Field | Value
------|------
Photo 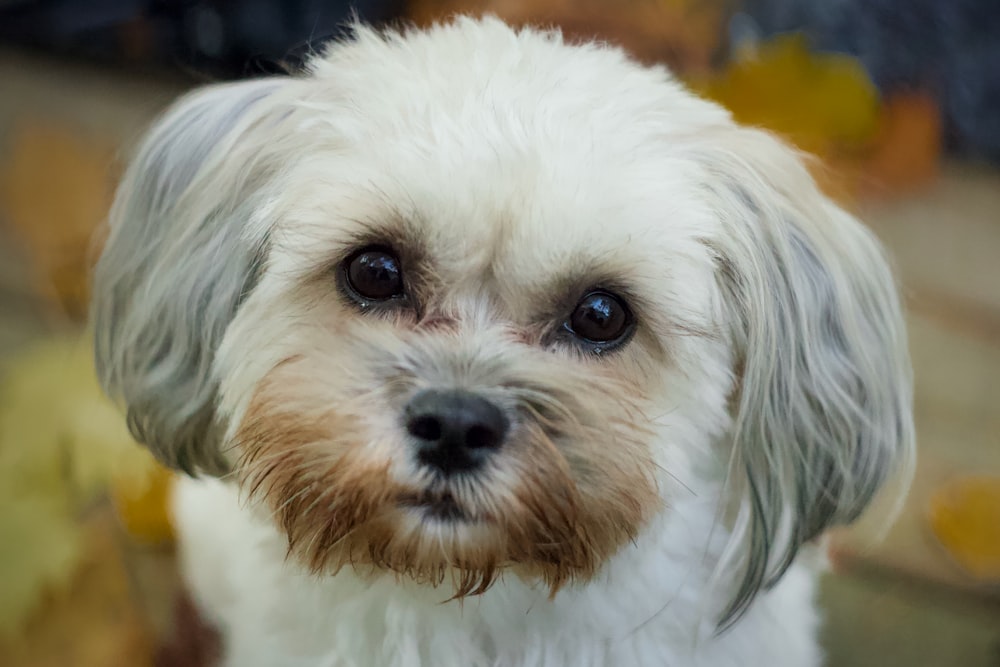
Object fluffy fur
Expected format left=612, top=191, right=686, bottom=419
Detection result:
left=92, top=16, right=913, bottom=667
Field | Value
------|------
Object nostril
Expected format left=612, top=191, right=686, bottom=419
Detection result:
left=464, top=423, right=500, bottom=450
left=408, top=415, right=442, bottom=441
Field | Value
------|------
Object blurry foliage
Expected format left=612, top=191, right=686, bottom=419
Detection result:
left=696, top=33, right=880, bottom=160
left=693, top=33, right=942, bottom=201
left=740, top=0, right=1000, bottom=161
left=0, top=512, right=156, bottom=667
left=0, top=122, right=116, bottom=320
left=928, top=476, right=1000, bottom=584
left=0, top=337, right=170, bottom=638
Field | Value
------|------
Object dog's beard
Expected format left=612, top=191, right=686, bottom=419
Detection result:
left=235, top=353, right=659, bottom=597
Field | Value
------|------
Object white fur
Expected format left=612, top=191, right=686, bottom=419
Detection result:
left=173, top=476, right=821, bottom=667
left=93, top=16, right=913, bottom=667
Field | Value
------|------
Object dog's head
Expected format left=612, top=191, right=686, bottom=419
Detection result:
left=93, top=18, right=913, bottom=622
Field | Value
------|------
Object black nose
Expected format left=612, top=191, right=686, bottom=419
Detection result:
left=404, top=389, right=508, bottom=475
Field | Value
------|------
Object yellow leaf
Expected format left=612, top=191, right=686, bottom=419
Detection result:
left=0, top=498, right=81, bottom=638
left=111, top=465, right=176, bottom=546
left=0, top=335, right=170, bottom=635
left=694, top=33, right=880, bottom=160
left=927, top=476, right=1000, bottom=582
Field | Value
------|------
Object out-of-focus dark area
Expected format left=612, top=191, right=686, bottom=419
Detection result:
left=0, top=0, right=402, bottom=75
left=0, top=2, right=998, bottom=666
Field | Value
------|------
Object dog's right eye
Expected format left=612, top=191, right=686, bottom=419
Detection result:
left=342, top=246, right=405, bottom=303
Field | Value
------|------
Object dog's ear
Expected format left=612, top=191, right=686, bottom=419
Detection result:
left=693, top=128, right=914, bottom=625
left=92, top=78, right=288, bottom=475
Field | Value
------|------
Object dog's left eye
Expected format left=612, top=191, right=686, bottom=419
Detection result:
left=564, top=291, right=633, bottom=348
left=343, top=246, right=405, bottom=302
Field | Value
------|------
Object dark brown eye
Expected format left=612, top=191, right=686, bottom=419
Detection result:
left=344, top=247, right=404, bottom=301
left=566, top=291, right=632, bottom=345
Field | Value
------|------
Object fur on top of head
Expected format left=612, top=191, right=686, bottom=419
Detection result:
left=92, top=16, right=913, bottom=625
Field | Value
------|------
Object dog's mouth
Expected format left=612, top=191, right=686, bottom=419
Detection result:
left=398, top=490, right=475, bottom=522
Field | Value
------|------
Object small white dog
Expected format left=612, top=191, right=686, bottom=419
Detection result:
left=92, top=16, right=913, bottom=667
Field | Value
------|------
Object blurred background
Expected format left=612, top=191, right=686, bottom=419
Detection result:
left=0, top=1, right=997, bottom=665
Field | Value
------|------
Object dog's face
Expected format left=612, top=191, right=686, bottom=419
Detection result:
left=93, top=18, right=913, bottom=621
left=214, top=118, right=721, bottom=596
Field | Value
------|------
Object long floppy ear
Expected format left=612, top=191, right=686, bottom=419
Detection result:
left=693, top=128, right=915, bottom=626
left=92, top=77, right=289, bottom=475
